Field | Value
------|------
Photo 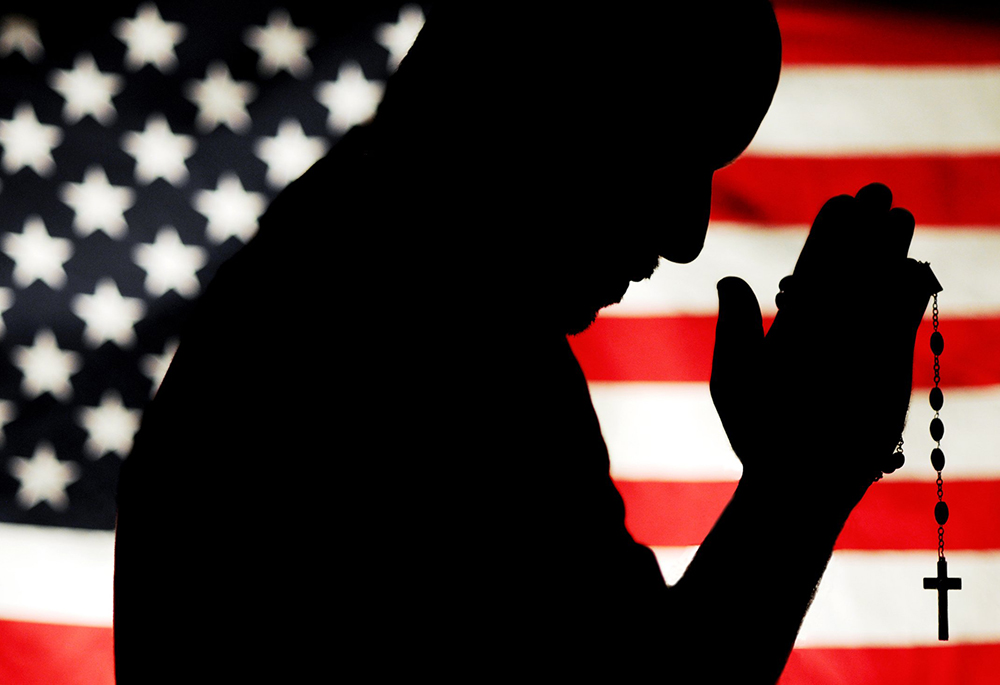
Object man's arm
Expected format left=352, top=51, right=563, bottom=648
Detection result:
left=666, top=184, right=938, bottom=683
left=669, top=472, right=850, bottom=682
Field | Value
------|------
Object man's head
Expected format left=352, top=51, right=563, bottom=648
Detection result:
left=373, top=2, right=782, bottom=333
left=519, top=2, right=782, bottom=332
left=653, top=2, right=782, bottom=263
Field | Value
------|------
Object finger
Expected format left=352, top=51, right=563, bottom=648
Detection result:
left=711, top=277, right=765, bottom=459
left=900, top=259, right=937, bottom=331
left=870, top=260, right=934, bottom=368
left=887, top=207, right=916, bottom=259
left=855, top=182, right=892, bottom=214
left=793, top=194, right=857, bottom=279
left=855, top=183, right=896, bottom=264
left=713, top=277, right=763, bottom=381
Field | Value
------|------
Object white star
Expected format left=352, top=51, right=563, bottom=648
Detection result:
left=77, top=390, right=142, bottom=459
left=113, top=3, right=186, bottom=73
left=0, top=103, right=62, bottom=176
left=1, top=215, right=73, bottom=289
left=71, top=279, right=146, bottom=349
left=48, top=53, right=124, bottom=126
left=132, top=227, right=207, bottom=298
left=184, top=62, right=257, bottom=134
left=8, top=443, right=80, bottom=511
left=243, top=9, right=314, bottom=79
left=140, top=338, right=177, bottom=397
left=12, top=329, right=81, bottom=401
left=193, top=173, right=267, bottom=244
left=315, top=62, right=385, bottom=134
left=254, top=119, right=328, bottom=189
left=0, top=15, right=43, bottom=62
left=375, top=5, right=425, bottom=72
left=59, top=165, right=135, bottom=239
left=121, top=114, right=196, bottom=186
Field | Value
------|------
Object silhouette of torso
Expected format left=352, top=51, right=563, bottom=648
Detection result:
left=114, top=124, right=670, bottom=680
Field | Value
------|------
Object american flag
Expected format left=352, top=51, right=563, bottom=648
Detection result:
left=0, top=1, right=997, bottom=683
left=0, top=2, right=425, bottom=682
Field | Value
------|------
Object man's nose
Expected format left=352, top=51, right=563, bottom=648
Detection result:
left=660, top=169, right=713, bottom=264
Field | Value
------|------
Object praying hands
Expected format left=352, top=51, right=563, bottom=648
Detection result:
left=669, top=183, right=940, bottom=683
left=712, top=182, right=940, bottom=509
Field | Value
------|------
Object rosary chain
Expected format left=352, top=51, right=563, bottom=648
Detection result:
left=933, top=295, right=941, bottom=387
left=932, top=293, right=946, bottom=559
left=937, top=473, right=945, bottom=558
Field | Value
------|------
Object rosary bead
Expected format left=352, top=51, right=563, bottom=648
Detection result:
left=935, top=501, right=950, bottom=526
left=779, top=275, right=795, bottom=291
left=930, top=418, right=945, bottom=442
left=930, top=331, right=945, bottom=356
left=930, top=387, right=944, bottom=411
left=931, top=448, right=946, bottom=471
left=775, top=292, right=787, bottom=310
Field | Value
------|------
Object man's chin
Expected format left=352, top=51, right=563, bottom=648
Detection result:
left=562, top=307, right=600, bottom=336
left=562, top=283, right=629, bottom=335
left=553, top=257, right=657, bottom=335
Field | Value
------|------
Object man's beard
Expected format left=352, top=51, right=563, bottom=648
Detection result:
left=557, top=251, right=660, bottom=335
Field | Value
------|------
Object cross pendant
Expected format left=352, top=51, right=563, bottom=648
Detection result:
left=923, top=557, right=962, bottom=640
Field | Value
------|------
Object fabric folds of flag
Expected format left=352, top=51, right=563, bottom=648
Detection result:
left=0, top=1, right=998, bottom=683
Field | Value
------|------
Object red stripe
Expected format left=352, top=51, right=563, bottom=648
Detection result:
left=0, top=613, right=992, bottom=684
left=571, top=316, right=716, bottom=384
left=0, top=620, right=114, bottom=685
left=616, top=479, right=1000, bottom=551
left=713, top=156, right=1000, bottom=226
left=571, top=317, right=999, bottom=388
left=774, top=4, right=1000, bottom=65
left=616, top=480, right=736, bottom=548
left=781, top=643, right=1000, bottom=685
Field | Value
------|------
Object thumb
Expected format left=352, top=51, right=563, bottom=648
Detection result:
left=711, top=277, right=765, bottom=458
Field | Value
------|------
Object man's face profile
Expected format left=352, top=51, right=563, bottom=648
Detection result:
left=371, top=2, right=781, bottom=335
left=551, top=1, right=782, bottom=333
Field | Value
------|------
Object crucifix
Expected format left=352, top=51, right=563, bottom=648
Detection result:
left=923, top=557, right=961, bottom=641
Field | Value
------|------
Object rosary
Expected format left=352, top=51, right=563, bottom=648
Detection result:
left=775, top=264, right=962, bottom=640
left=871, top=274, right=958, bottom=639
left=783, top=266, right=958, bottom=640
left=921, top=292, right=961, bottom=640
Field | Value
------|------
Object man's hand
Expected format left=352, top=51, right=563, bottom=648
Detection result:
left=710, top=183, right=940, bottom=510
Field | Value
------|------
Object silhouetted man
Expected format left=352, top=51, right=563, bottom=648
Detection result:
left=114, top=3, right=935, bottom=682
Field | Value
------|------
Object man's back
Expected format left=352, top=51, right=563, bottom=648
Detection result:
left=112, top=120, right=671, bottom=679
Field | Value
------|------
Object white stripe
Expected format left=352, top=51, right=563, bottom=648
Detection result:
left=592, top=382, right=743, bottom=481
left=591, top=382, right=1000, bottom=482
left=606, top=224, right=1000, bottom=317
left=746, top=66, right=1000, bottom=155
left=653, top=547, right=1000, bottom=647
left=0, top=522, right=113, bottom=626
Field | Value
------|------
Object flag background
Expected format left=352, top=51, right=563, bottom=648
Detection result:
left=0, top=1, right=997, bottom=682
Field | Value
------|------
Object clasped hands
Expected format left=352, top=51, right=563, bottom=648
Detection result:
left=711, top=183, right=941, bottom=510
